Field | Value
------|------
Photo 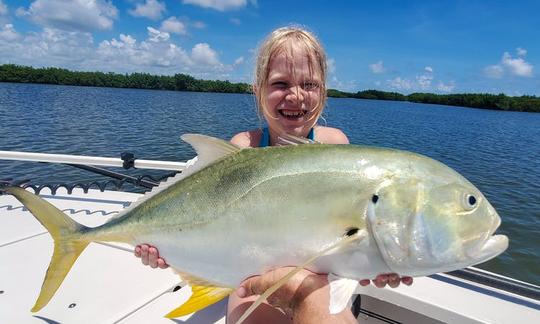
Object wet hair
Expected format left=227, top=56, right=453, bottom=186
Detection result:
left=254, top=26, right=328, bottom=130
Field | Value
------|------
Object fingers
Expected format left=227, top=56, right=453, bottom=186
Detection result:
left=401, top=276, right=413, bottom=286
left=141, top=244, right=149, bottom=265
left=135, top=244, right=169, bottom=269
left=373, top=274, right=387, bottom=288
left=367, top=274, right=413, bottom=288
left=359, top=279, right=371, bottom=286
left=148, top=247, right=159, bottom=268
left=238, top=274, right=265, bottom=298
left=387, top=273, right=400, bottom=288
left=157, top=258, right=169, bottom=269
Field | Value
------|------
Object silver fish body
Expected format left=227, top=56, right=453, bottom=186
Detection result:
left=3, top=135, right=508, bottom=314
left=82, top=141, right=507, bottom=286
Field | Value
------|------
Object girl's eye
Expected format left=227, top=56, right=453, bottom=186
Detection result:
left=272, top=81, right=288, bottom=89
left=303, top=82, right=320, bottom=91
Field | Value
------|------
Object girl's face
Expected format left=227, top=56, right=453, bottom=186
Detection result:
left=262, top=46, right=323, bottom=137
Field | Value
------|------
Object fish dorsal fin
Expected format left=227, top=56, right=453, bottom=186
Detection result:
left=276, top=133, right=320, bottom=146
left=165, top=270, right=233, bottom=318
left=327, top=273, right=359, bottom=314
left=109, top=134, right=241, bottom=220
left=235, top=230, right=366, bottom=324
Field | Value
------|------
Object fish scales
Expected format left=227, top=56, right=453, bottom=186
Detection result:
left=2, top=134, right=508, bottom=316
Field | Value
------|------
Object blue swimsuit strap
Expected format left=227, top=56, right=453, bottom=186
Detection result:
left=259, top=127, right=314, bottom=147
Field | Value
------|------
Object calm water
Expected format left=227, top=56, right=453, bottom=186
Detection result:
left=1, top=83, right=539, bottom=285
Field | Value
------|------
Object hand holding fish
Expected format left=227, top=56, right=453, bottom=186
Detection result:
left=135, top=244, right=413, bottom=290
left=134, top=244, right=168, bottom=269
left=361, top=274, right=413, bottom=288
left=229, top=267, right=358, bottom=324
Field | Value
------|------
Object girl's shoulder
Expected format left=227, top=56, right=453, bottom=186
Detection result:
left=230, top=129, right=263, bottom=148
left=314, top=126, right=349, bottom=144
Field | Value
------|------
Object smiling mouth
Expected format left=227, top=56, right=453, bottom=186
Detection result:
left=278, top=109, right=308, bottom=120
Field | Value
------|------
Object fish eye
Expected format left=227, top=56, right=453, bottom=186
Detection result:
left=464, top=194, right=477, bottom=210
left=372, top=194, right=379, bottom=204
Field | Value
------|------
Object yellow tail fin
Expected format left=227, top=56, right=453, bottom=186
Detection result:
left=3, top=187, right=89, bottom=312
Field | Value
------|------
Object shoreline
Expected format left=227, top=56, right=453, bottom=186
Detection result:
left=1, top=64, right=539, bottom=113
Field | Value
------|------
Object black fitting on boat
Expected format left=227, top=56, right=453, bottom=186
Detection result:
left=0, top=179, right=30, bottom=194
left=121, top=152, right=136, bottom=169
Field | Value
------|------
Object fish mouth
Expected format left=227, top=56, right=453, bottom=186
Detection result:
left=470, top=234, right=508, bottom=263
left=467, top=212, right=508, bottom=262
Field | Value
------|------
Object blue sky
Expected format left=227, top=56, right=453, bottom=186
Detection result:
left=0, top=0, right=538, bottom=95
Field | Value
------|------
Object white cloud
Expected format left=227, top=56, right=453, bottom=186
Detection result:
left=0, top=24, right=18, bottom=41
left=183, top=0, right=247, bottom=11
left=369, top=60, right=385, bottom=74
left=501, top=52, right=533, bottom=77
left=328, top=76, right=357, bottom=92
left=129, top=0, right=166, bottom=20
left=160, top=17, right=187, bottom=35
left=192, top=21, right=206, bottom=29
left=0, top=27, right=94, bottom=68
left=327, top=58, right=336, bottom=74
left=388, top=77, right=412, bottom=90
left=484, top=49, right=534, bottom=78
left=0, top=25, right=234, bottom=77
left=0, top=1, right=7, bottom=15
left=416, top=73, right=433, bottom=90
left=484, top=65, right=504, bottom=79
left=18, top=0, right=118, bottom=32
left=386, top=66, right=454, bottom=93
left=516, top=47, right=527, bottom=57
left=437, top=81, right=456, bottom=93
left=230, top=18, right=241, bottom=25
left=147, top=26, right=169, bottom=42
left=234, top=56, right=244, bottom=66
left=191, top=43, right=220, bottom=66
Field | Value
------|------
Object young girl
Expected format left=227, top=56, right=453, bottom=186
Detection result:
left=135, top=26, right=412, bottom=323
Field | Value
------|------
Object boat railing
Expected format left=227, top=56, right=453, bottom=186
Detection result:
left=1, top=149, right=539, bottom=303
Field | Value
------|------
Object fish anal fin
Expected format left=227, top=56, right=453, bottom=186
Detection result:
left=164, top=285, right=233, bottom=318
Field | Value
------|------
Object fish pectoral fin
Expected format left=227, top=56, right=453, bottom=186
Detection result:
left=164, top=285, right=233, bottom=318
left=328, top=273, right=359, bottom=314
left=235, top=231, right=366, bottom=324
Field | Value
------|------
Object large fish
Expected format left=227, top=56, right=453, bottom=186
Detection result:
left=2, top=134, right=508, bottom=321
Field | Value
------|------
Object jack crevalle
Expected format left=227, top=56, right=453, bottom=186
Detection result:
left=2, top=134, right=508, bottom=320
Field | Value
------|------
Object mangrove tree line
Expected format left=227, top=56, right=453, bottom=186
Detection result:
left=1, top=64, right=538, bottom=112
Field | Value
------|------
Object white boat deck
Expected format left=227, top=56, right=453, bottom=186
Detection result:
left=1, top=188, right=539, bottom=323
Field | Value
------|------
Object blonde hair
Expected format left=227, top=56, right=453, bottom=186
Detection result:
left=254, top=26, right=328, bottom=129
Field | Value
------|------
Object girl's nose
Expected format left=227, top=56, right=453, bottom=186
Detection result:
left=286, top=85, right=305, bottom=103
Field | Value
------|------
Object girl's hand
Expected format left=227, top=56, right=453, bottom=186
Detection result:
left=359, top=273, right=413, bottom=288
left=236, top=267, right=321, bottom=315
left=134, top=244, right=169, bottom=269
left=233, top=267, right=357, bottom=323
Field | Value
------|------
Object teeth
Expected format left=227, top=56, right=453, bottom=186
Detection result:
left=281, top=110, right=305, bottom=117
